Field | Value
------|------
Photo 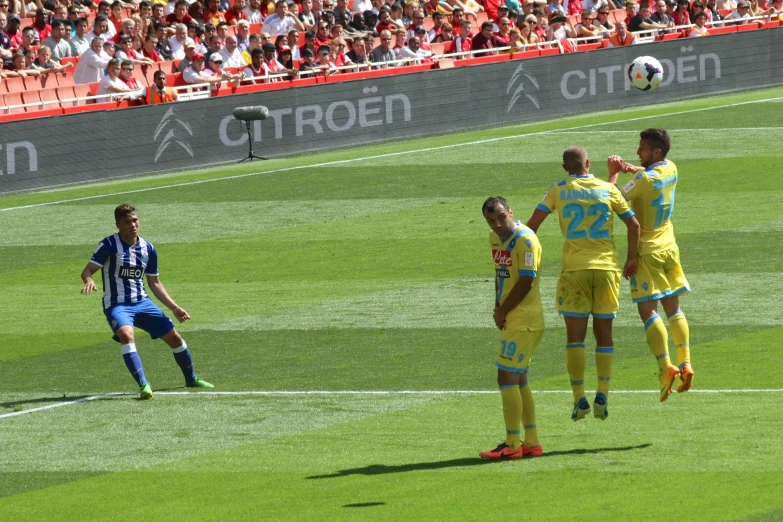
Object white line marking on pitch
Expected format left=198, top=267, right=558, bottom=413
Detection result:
left=2, top=389, right=781, bottom=420
left=1, top=95, right=782, bottom=213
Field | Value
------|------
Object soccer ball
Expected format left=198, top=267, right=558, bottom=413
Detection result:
left=628, top=56, right=664, bottom=91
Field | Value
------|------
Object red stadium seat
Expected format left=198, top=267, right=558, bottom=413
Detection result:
left=509, top=49, right=539, bottom=59
left=430, top=42, right=446, bottom=55
left=73, top=84, right=92, bottom=104
left=3, top=76, right=26, bottom=94
left=660, top=31, right=681, bottom=40
left=249, top=23, right=262, bottom=33
left=2, top=92, right=26, bottom=114
left=54, top=71, right=75, bottom=88
left=435, top=58, right=454, bottom=68
left=610, top=8, right=626, bottom=24
left=539, top=46, right=560, bottom=56
left=736, top=22, right=761, bottom=31
left=56, top=86, right=79, bottom=106
left=22, top=90, right=43, bottom=110
left=708, top=24, right=736, bottom=34
left=39, top=87, right=62, bottom=109
left=61, top=56, right=79, bottom=68
left=577, top=42, right=601, bottom=51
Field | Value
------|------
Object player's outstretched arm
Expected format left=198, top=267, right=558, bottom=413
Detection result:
left=525, top=208, right=549, bottom=233
left=80, top=263, right=100, bottom=294
left=146, top=275, right=191, bottom=323
left=621, top=215, right=640, bottom=280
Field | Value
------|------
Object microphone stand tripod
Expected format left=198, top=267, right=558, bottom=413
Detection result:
left=238, top=119, right=266, bottom=162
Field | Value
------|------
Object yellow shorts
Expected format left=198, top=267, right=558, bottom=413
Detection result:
left=556, top=269, right=620, bottom=319
left=630, top=247, right=690, bottom=303
left=496, top=328, right=544, bottom=373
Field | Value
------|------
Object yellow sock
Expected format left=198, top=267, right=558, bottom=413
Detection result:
left=500, top=385, right=522, bottom=449
left=644, top=314, right=671, bottom=372
left=566, top=343, right=586, bottom=403
left=519, top=381, right=539, bottom=447
left=595, top=347, right=614, bottom=396
left=667, top=310, right=690, bottom=368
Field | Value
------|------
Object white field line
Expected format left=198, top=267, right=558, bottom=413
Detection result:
left=2, top=389, right=782, bottom=420
left=548, top=127, right=782, bottom=133
left=1, top=95, right=782, bottom=213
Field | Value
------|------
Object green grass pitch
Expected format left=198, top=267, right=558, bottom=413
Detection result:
left=1, top=87, right=783, bottom=521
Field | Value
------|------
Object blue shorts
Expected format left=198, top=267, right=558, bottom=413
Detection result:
left=104, top=298, right=175, bottom=342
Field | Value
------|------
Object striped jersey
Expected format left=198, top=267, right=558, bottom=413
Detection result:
left=89, top=234, right=159, bottom=309
left=618, top=160, right=678, bottom=255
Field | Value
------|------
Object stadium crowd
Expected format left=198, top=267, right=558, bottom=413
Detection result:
left=0, top=0, right=781, bottom=104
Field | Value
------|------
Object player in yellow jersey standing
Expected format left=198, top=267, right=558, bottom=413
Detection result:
left=608, top=128, right=695, bottom=402
left=527, top=146, right=640, bottom=421
left=479, top=196, right=545, bottom=460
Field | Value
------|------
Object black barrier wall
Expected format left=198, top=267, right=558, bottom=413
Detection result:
left=1, top=28, right=781, bottom=193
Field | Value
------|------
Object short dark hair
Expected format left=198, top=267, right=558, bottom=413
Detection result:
left=51, top=19, right=65, bottom=29
left=153, top=70, right=167, bottom=80
left=115, top=204, right=136, bottom=222
left=481, top=20, right=493, bottom=30
left=482, top=196, right=509, bottom=215
left=640, top=128, right=671, bottom=157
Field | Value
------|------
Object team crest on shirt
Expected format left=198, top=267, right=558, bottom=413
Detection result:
left=525, top=239, right=532, bottom=248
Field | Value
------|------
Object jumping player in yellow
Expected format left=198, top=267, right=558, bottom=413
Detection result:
left=527, top=146, right=640, bottom=421
left=608, top=128, right=694, bottom=402
left=479, top=196, right=545, bottom=460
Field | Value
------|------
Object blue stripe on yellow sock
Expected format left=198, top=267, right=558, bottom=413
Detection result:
left=679, top=362, right=691, bottom=369
left=644, top=314, right=661, bottom=330
left=499, top=384, right=517, bottom=389
left=595, top=347, right=614, bottom=353
left=506, top=430, right=521, bottom=435
left=598, top=376, right=611, bottom=381
left=656, top=352, right=670, bottom=360
left=667, top=309, right=683, bottom=319
left=566, top=343, right=585, bottom=348
left=523, top=425, right=536, bottom=430
left=570, top=380, right=584, bottom=385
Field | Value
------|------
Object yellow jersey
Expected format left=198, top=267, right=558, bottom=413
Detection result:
left=490, top=222, right=545, bottom=331
left=538, top=174, right=634, bottom=272
left=618, top=160, right=678, bottom=255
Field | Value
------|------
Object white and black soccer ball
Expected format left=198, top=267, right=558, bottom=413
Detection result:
left=628, top=56, right=664, bottom=91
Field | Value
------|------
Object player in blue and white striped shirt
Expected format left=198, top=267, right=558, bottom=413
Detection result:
left=80, top=204, right=213, bottom=399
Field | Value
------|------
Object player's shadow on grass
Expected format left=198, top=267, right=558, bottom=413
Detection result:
left=306, top=443, right=652, bottom=479
left=0, top=395, right=91, bottom=410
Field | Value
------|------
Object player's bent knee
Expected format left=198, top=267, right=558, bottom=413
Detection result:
left=115, top=325, right=135, bottom=344
left=161, top=328, right=183, bottom=347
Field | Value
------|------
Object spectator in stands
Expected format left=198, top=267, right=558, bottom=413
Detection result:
left=242, top=46, right=265, bottom=80
left=347, top=12, right=369, bottom=34
left=298, top=0, right=316, bottom=29
left=1, top=14, right=16, bottom=60
left=299, top=29, right=316, bottom=56
left=142, top=32, right=161, bottom=61
left=369, top=28, right=395, bottom=65
left=498, top=26, right=523, bottom=51
left=287, top=28, right=300, bottom=58
left=216, top=22, right=230, bottom=40
left=706, top=0, right=725, bottom=20
left=32, top=8, right=52, bottom=42
left=297, top=47, right=320, bottom=74
left=532, top=9, right=548, bottom=39
left=274, top=33, right=289, bottom=50
left=278, top=44, right=295, bottom=69
left=262, top=0, right=305, bottom=35
left=205, top=52, right=241, bottom=82
left=375, top=6, right=395, bottom=32
left=650, top=0, right=674, bottom=25
left=104, top=40, right=117, bottom=58
left=188, top=23, right=206, bottom=52
left=235, top=20, right=250, bottom=50
left=41, top=19, right=72, bottom=62
left=203, top=0, right=225, bottom=26
left=205, top=34, right=222, bottom=61
left=388, top=3, right=405, bottom=29
left=243, top=0, right=262, bottom=23
left=406, top=9, right=426, bottom=41
left=449, top=18, right=472, bottom=55
left=449, top=7, right=465, bottom=30
left=183, top=51, right=239, bottom=84
left=86, top=15, right=110, bottom=45
left=574, top=10, right=602, bottom=36
left=330, top=23, right=346, bottom=40
left=628, top=3, right=670, bottom=31
left=332, top=0, right=348, bottom=21
left=352, top=0, right=373, bottom=15
left=582, top=0, right=609, bottom=13
left=546, top=14, right=576, bottom=39
left=459, top=0, right=486, bottom=14
left=70, top=17, right=90, bottom=56
left=606, top=19, right=638, bottom=44
left=151, top=4, right=166, bottom=26
left=591, top=6, right=614, bottom=35
left=687, top=10, right=710, bottom=34
left=688, top=1, right=707, bottom=20
left=224, top=0, right=247, bottom=25
left=219, top=34, right=244, bottom=66
left=152, top=21, right=173, bottom=59
left=363, top=10, right=379, bottom=35
left=472, top=20, right=504, bottom=54
left=485, top=0, right=504, bottom=19
left=0, top=52, right=28, bottom=77
left=18, top=26, right=37, bottom=56
left=762, top=0, right=783, bottom=19
left=729, top=0, right=765, bottom=22
left=315, top=19, right=331, bottom=44
left=671, top=0, right=691, bottom=25
left=30, top=44, right=73, bottom=73
left=425, top=0, right=452, bottom=15
left=176, top=40, right=196, bottom=69
left=435, top=21, right=454, bottom=42
left=168, top=23, right=192, bottom=59
left=623, top=0, right=639, bottom=24
left=52, top=5, right=73, bottom=34
left=345, top=34, right=368, bottom=65
left=117, top=33, right=155, bottom=63
left=109, top=18, right=137, bottom=45
left=508, top=9, right=521, bottom=28
left=397, top=33, right=432, bottom=63
left=165, top=0, right=193, bottom=26
left=545, top=0, right=567, bottom=17
left=118, top=59, right=146, bottom=100
left=259, top=41, right=286, bottom=80
left=96, top=57, right=138, bottom=100
left=519, top=19, right=538, bottom=43
left=568, top=0, right=585, bottom=14
left=109, top=2, right=124, bottom=34
left=494, top=15, right=513, bottom=42
left=330, top=37, right=353, bottom=67
left=141, top=70, right=178, bottom=103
